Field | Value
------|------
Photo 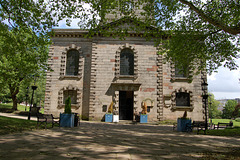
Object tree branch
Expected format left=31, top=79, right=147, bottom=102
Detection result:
left=179, top=0, right=240, bottom=35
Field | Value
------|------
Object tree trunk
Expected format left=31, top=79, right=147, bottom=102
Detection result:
left=12, top=94, right=18, bottom=110
left=9, top=84, right=19, bottom=111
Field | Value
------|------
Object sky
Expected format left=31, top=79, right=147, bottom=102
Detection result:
left=208, top=59, right=240, bottom=100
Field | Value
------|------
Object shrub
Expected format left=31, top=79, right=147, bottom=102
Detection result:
left=64, top=97, right=71, bottom=114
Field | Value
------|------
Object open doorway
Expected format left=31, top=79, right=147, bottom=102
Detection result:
left=119, top=91, right=134, bottom=120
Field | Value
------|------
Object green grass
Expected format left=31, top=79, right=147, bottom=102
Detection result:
left=0, top=116, right=52, bottom=135
left=205, top=127, right=240, bottom=137
left=210, top=119, right=240, bottom=127
left=0, top=103, right=44, bottom=114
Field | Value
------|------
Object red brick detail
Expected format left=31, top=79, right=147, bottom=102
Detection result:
left=110, top=59, right=116, bottom=62
left=53, top=57, right=58, bottom=59
left=163, top=83, right=169, bottom=86
left=112, top=67, right=115, bottom=71
left=147, top=68, right=155, bottom=71
left=147, top=66, right=158, bottom=72
left=163, top=72, right=167, bottom=75
left=152, top=65, right=158, bottom=70
left=168, top=86, right=173, bottom=89
left=143, top=88, right=155, bottom=92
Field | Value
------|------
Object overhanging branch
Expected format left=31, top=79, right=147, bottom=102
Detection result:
left=179, top=0, right=240, bottom=35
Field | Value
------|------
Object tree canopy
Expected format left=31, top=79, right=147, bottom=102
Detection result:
left=84, top=0, right=240, bottom=74
left=1, top=0, right=239, bottom=74
left=222, top=100, right=238, bottom=119
left=0, top=26, right=48, bottom=110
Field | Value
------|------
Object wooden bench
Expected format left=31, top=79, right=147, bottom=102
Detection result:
left=214, top=122, right=233, bottom=129
left=36, top=114, right=59, bottom=129
left=186, top=121, right=206, bottom=133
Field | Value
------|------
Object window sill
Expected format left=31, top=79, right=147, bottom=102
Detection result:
left=59, top=75, right=82, bottom=80
left=116, top=75, right=138, bottom=80
left=171, top=106, right=194, bottom=112
left=171, top=78, right=192, bottom=83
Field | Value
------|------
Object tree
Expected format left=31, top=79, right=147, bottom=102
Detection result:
left=16, top=74, right=46, bottom=108
left=0, top=0, right=83, bottom=110
left=222, top=100, right=238, bottom=119
left=0, top=27, right=48, bottom=110
left=208, top=93, right=221, bottom=119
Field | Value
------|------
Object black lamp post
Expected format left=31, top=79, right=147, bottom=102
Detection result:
left=202, top=80, right=208, bottom=134
left=25, top=87, right=29, bottom=111
left=28, top=76, right=38, bottom=120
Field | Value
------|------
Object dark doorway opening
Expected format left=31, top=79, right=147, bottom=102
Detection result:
left=119, top=91, right=134, bottom=120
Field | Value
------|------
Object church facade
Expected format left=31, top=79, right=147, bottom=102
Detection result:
left=44, top=2, right=207, bottom=122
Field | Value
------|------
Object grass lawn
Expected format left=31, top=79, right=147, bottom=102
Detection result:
left=205, top=127, right=240, bottom=137
left=0, top=103, right=44, bottom=114
left=193, top=119, right=240, bottom=137
left=211, top=119, right=240, bottom=127
left=0, top=116, right=52, bottom=135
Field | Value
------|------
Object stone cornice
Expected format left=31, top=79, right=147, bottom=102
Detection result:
left=52, top=29, right=89, bottom=38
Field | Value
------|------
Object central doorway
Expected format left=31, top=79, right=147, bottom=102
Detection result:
left=119, top=91, right=134, bottom=120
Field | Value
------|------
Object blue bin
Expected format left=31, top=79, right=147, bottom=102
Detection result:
left=177, top=118, right=191, bottom=132
left=140, top=114, right=148, bottom=123
left=60, top=113, right=75, bottom=127
left=105, top=114, right=113, bottom=122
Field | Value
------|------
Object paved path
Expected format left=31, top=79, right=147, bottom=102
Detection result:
left=0, top=112, right=37, bottom=121
left=0, top=113, right=240, bottom=159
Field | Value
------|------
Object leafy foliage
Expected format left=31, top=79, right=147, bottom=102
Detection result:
left=64, top=97, right=72, bottom=114
left=0, top=27, right=49, bottom=110
left=222, top=100, right=238, bottom=119
left=208, top=93, right=222, bottom=119
left=82, top=0, right=240, bottom=74
left=0, top=0, right=239, bottom=75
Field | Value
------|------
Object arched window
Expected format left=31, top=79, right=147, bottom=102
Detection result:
left=120, top=48, right=134, bottom=75
left=66, top=49, right=79, bottom=76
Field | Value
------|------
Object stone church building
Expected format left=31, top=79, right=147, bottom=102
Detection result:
left=44, top=1, right=207, bottom=122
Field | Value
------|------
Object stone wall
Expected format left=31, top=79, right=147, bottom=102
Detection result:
left=45, top=30, right=205, bottom=122
left=88, top=37, right=160, bottom=121
left=44, top=36, right=92, bottom=118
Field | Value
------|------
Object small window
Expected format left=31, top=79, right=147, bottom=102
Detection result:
left=176, top=92, right=190, bottom=106
left=120, top=48, right=134, bottom=75
left=175, top=66, right=188, bottom=78
left=63, top=90, right=77, bottom=104
left=66, top=50, right=79, bottom=76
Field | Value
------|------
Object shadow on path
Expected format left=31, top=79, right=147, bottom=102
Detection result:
left=0, top=122, right=239, bottom=160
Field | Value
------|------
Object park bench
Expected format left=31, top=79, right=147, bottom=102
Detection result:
left=214, top=122, right=233, bottom=129
left=185, top=121, right=206, bottom=133
left=36, top=113, right=59, bottom=129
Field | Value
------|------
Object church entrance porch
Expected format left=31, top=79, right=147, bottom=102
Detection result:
left=119, top=91, right=134, bottom=120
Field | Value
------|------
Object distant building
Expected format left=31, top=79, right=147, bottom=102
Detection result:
left=217, top=98, right=240, bottom=111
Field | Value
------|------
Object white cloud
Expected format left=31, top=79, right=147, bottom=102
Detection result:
left=208, top=59, right=240, bottom=99
left=55, top=18, right=80, bottom=29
